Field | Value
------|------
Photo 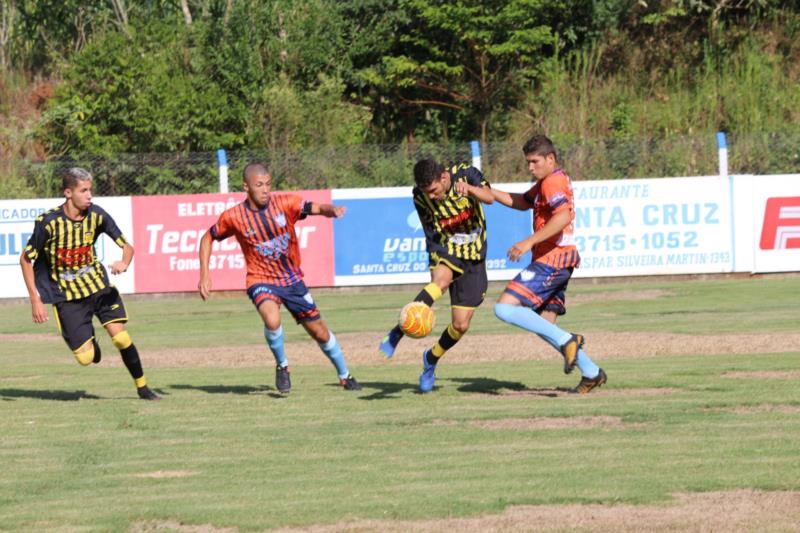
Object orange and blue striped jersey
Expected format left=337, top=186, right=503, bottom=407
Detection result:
left=24, top=204, right=127, bottom=303
left=413, top=163, right=490, bottom=262
left=523, top=168, right=580, bottom=268
left=209, top=194, right=311, bottom=288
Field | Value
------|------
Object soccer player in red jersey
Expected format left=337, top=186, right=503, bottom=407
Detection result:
left=492, top=135, right=607, bottom=393
left=198, top=163, right=361, bottom=393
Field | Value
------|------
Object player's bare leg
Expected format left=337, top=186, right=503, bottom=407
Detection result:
left=257, top=299, right=291, bottom=393
left=420, top=306, right=473, bottom=393
left=380, top=264, right=452, bottom=358
left=104, top=322, right=160, bottom=400
left=302, top=318, right=362, bottom=391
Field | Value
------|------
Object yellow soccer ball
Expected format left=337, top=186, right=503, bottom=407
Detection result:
left=399, top=302, right=435, bottom=339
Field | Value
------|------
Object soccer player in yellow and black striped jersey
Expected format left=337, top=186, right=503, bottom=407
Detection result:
left=379, top=158, right=494, bottom=393
left=19, top=167, right=160, bottom=400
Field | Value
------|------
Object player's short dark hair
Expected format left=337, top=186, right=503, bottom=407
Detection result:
left=62, top=167, right=93, bottom=191
left=413, top=158, right=445, bottom=188
left=243, top=162, right=270, bottom=182
left=522, top=135, right=558, bottom=161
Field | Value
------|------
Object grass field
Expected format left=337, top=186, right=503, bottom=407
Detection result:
left=1, top=276, right=800, bottom=532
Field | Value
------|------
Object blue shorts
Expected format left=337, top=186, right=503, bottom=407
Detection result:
left=503, top=261, right=574, bottom=315
left=247, top=281, right=321, bottom=323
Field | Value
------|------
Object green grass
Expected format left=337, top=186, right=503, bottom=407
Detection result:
left=1, top=276, right=799, bottom=531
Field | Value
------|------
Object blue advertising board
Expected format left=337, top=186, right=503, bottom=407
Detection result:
left=332, top=187, right=531, bottom=285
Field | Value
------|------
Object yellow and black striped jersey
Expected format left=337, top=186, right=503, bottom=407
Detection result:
left=24, top=204, right=127, bottom=303
left=413, top=163, right=490, bottom=262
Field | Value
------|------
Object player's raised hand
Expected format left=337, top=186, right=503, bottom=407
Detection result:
left=331, top=205, right=347, bottom=218
left=30, top=298, right=48, bottom=323
left=198, top=276, right=212, bottom=301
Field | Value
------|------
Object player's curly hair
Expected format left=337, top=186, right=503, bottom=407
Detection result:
left=523, top=135, right=558, bottom=161
left=62, top=167, right=93, bottom=191
left=413, top=158, right=445, bottom=188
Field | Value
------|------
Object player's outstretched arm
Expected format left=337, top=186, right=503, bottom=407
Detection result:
left=197, top=231, right=214, bottom=300
left=507, top=210, right=571, bottom=261
left=454, top=181, right=494, bottom=204
left=109, top=242, right=134, bottom=275
left=19, top=253, right=48, bottom=323
left=311, top=203, right=347, bottom=218
left=492, top=188, right=532, bottom=210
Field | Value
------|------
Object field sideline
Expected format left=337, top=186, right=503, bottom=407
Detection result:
left=1, top=276, right=799, bottom=531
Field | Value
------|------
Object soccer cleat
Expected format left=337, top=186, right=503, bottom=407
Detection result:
left=275, top=365, right=291, bottom=393
left=572, top=368, right=607, bottom=394
left=418, top=349, right=437, bottom=393
left=137, top=386, right=161, bottom=401
left=559, top=333, right=584, bottom=375
left=339, top=375, right=362, bottom=391
left=379, top=326, right=404, bottom=358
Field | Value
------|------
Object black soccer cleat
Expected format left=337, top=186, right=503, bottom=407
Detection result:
left=275, top=365, right=291, bottom=393
left=572, top=368, right=607, bottom=394
left=559, top=333, right=584, bottom=374
left=339, top=375, right=362, bottom=391
left=137, top=386, right=162, bottom=401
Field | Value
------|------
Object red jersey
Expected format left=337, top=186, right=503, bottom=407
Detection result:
left=523, top=168, right=580, bottom=268
left=209, top=194, right=310, bottom=287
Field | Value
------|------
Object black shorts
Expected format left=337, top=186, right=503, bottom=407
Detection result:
left=53, top=286, right=128, bottom=351
left=430, top=252, right=487, bottom=308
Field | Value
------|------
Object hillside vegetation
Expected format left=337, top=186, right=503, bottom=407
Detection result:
left=1, top=1, right=798, bottom=196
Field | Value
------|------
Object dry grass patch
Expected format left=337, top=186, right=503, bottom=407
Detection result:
left=472, top=415, right=626, bottom=430
left=272, top=490, right=800, bottom=532
left=723, top=370, right=800, bottom=380
left=121, top=331, right=800, bottom=370
left=133, top=471, right=198, bottom=479
left=132, top=520, right=236, bottom=532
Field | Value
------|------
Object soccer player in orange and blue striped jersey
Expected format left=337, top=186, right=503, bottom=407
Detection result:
left=492, top=135, right=606, bottom=394
left=198, top=163, right=361, bottom=393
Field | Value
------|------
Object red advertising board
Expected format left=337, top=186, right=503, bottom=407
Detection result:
left=131, top=191, right=334, bottom=293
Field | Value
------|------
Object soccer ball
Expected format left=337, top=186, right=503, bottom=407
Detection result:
left=399, top=302, right=435, bottom=339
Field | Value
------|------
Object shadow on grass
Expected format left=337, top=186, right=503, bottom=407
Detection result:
left=0, top=388, right=102, bottom=401
left=170, top=383, right=283, bottom=398
left=448, top=377, right=561, bottom=396
left=324, top=381, right=420, bottom=400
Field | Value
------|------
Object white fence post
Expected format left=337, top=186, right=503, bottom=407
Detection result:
left=217, top=149, right=229, bottom=193
left=470, top=140, right=482, bottom=171
left=717, top=132, right=728, bottom=179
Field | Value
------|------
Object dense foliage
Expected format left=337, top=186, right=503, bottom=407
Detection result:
left=1, top=1, right=798, bottom=195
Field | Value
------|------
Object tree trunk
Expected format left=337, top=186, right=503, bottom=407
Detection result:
left=223, top=0, right=234, bottom=25
left=180, top=0, right=193, bottom=26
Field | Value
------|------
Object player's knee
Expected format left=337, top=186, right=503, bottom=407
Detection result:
left=73, top=346, right=94, bottom=366
left=111, top=330, right=132, bottom=350
left=451, top=320, right=470, bottom=335
left=494, top=302, right=513, bottom=321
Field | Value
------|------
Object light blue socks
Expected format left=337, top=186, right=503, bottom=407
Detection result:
left=264, top=326, right=288, bottom=368
left=494, top=303, right=600, bottom=378
left=319, top=330, right=349, bottom=379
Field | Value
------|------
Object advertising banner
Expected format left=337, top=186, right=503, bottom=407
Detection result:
left=331, top=186, right=532, bottom=286
left=131, top=191, right=334, bottom=293
left=0, top=197, right=134, bottom=298
left=570, top=177, right=735, bottom=277
left=749, top=174, right=800, bottom=273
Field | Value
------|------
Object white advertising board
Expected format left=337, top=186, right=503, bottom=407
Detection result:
left=570, top=176, right=735, bottom=277
left=0, top=197, right=134, bottom=299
